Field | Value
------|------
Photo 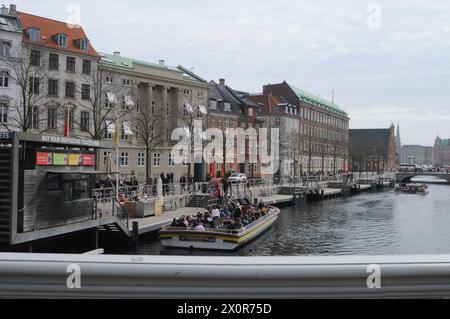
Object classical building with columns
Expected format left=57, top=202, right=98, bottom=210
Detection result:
left=98, top=52, right=209, bottom=183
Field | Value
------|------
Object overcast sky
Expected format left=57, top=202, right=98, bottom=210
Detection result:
left=12, top=0, right=450, bottom=146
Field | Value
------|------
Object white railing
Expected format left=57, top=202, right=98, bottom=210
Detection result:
left=1, top=253, right=450, bottom=298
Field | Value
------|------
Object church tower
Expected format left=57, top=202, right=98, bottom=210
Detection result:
left=395, top=122, right=405, bottom=162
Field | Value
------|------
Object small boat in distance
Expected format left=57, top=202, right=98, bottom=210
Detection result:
left=395, top=183, right=429, bottom=195
left=159, top=202, right=280, bottom=251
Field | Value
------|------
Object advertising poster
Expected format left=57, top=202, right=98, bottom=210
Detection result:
left=36, top=152, right=52, bottom=166
left=53, top=153, right=68, bottom=166
left=82, top=154, right=95, bottom=166
left=68, top=154, right=82, bottom=166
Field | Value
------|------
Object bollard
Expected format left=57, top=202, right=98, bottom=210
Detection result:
left=132, top=221, right=139, bottom=254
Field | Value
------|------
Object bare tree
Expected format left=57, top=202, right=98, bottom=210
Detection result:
left=2, top=47, right=54, bottom=132
left=177, top=98, right=207, bottom=178
left=133, top=94, right=165, bottom=182
left=74, top=67, right=131, bottom=140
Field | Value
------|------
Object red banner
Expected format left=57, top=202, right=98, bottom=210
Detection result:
left=36, top=152, right=52, bottom=166
left=82, top=154, right=95, bottom=166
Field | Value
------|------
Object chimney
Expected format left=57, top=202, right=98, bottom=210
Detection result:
left=159, top=59, right=165, bottom=66
left=113, top=51, right=120, bottom=56
left=9, top=4, right=17, bottom=17
left=219, top=78, right=225, bottom=86
left=1, top=5, right=8, bottom=15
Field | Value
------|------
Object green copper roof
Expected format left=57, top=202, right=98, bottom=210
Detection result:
left=0, top=14, right=22, bottom=34
left=100, top=52, right=180, bottom=72
left=289, top=84, right=348, bottom=117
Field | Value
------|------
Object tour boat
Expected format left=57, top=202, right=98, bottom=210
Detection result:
left=395, top=184, right=429, bottom=195
left=159, top=205, right=280, bottom=251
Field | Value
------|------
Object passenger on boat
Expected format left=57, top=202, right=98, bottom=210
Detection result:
left=193, top=221, right=206, bottom=231
left=175, top=217, right=188, bottom=228
left=233, top=204, right=243, bottom=220
left=211, top=206, right=221, bottom=218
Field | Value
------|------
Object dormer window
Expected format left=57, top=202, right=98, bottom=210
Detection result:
left=56, top=34, right=68, bottom=48
left=80, top=39, right=89, bottom=51
left=28, top=28, right=40, bottom=42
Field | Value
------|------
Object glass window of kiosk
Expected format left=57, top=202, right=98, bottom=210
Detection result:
left=61, top=174, right=90, bottom=201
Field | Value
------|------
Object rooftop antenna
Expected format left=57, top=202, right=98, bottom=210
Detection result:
left=331, top=89, right=335, bottom=104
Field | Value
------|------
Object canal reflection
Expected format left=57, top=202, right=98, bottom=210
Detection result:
left=116, top=177, right=450, bottom=256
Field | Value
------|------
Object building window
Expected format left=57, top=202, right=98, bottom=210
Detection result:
left=30, top=50, right=41, bottom=66
left=103, top=152, right=111, bottom=166
left=0, top=71, right=8, bottom=87
left=224, top=102, right=231, bottom=112
left=65, top=81, right=75, bottom=98
left=123, top=79, right=131, bottom=86
left=120, top=126, right=128, bottom=141
left=80, top=39, right=89, bottom=51
left=0, top=40, right=11, bottom=57
left=81, top=84, right=90, bottom=100
left=169, top=153, right=175, bottom=167
left=122, top=96, right=129, bottom=110
left=104, top=122, right=112, bottom=139
left=49, top=53, right=59, bottom=70
left=183, top=89, right=191, bottom=96
left=274, top=118, right=281, bottom=127
left=32, top=106, right=39, bottom=129
left=47, top=108, right=57, bottom=129
left=48, top=79, right=58, bottom=96
left=57, top=34, right=67, bottom=48
left=105, top=76, right=114, bottom=84
left=166, top=104, right=170, bottom=115
left=120, top=153, right=129, bottom=167
left=80, top=111, right=90, bottom=131
left=151, top=101, right=155, bottom=114
left=0, top=101, right=8, bottom=124
left=82, top=60, right=91, bottom=75
left=28, top=28, right=40, bottom=42
left=209, top=100, right=217, bottom=110
left=138, top=153, right=145, bottom=167
left=69, top=109, right=74, bottom=130
left=66, top=57, right=76, bottom=72
left=197, top=91, right=204, bottom=98
left=153, top=153, right=160, bottom=166
left=248, top=108, right=253, bottom=116
left=30, top=77, right=40, bottom=94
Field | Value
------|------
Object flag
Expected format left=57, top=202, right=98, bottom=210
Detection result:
left=64, top=109, right=70, bottom=137
left=113, top=122, right=119, bottom=144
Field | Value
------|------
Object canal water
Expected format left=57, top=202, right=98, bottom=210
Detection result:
left=104, top=176, right=450, bottom=256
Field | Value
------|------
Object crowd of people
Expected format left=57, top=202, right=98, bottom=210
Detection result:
left=170, top=201, right=270, bottom=231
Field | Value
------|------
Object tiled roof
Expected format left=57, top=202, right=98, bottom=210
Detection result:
left=0, top=14, right=22, bottom=33
left=289, top=84, right=348, bottom=117
left=248, top=94, right=284, bottom=115
left=18, top=12, right=99, bottom=58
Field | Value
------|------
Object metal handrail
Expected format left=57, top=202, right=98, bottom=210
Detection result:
left=4, top=253, right=450, bottom=298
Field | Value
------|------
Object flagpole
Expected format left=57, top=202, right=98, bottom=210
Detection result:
left=114, top=97, right=119, bottom=202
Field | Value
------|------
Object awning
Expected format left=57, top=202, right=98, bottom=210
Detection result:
left=106, top=92, right=117, bottom=105
left=184, top=103, right=193, bottom=113
left=124, top=95, right=134, bottom=107
left=43, top=170, right=120, bottom=175
left=106, top=120, right=115, bottom=134
left=198, top=105, right=207, bottom=115
left=123, top=121, right=133, bottom=136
